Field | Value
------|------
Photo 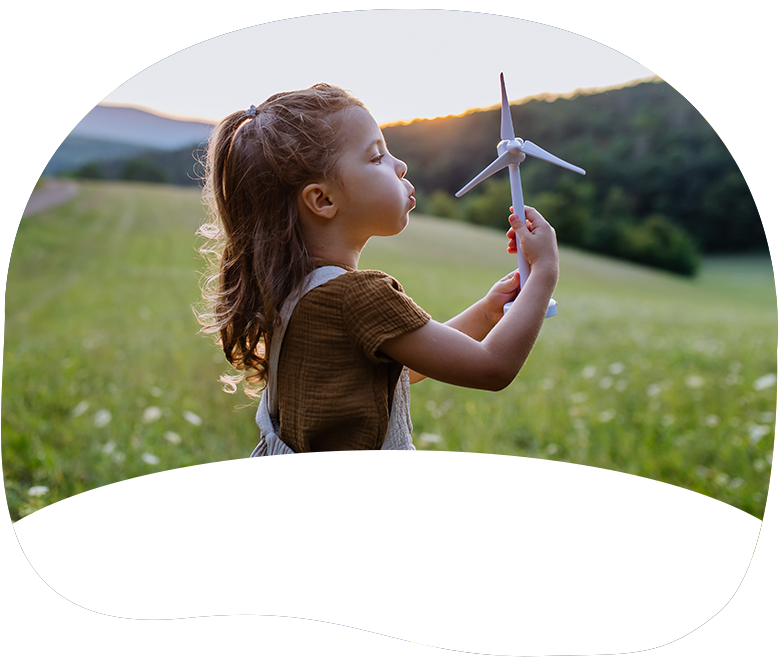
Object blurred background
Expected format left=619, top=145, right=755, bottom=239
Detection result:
left=4, top=11, right=774, bottom=521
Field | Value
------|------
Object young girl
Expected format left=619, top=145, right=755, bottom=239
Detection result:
left=198, top=83, right=559, bottom=456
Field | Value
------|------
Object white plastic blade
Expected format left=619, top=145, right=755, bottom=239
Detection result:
left=500, top=72, right=515, bottom=141
left=520, top=140, right=586, bottom=175
left=455, top=150, right=512, bottom=197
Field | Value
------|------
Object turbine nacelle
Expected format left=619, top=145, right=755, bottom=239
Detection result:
left=500, top=139, right=526, bottom=163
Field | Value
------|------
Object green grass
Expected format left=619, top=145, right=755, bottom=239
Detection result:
left=3, top=181, right=775, bottom=521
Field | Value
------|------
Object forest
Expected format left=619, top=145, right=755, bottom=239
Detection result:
left=382, top=79, right=764, bottom=275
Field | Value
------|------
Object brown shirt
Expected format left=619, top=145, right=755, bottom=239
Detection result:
left=276, top=267, right=430, bottom=452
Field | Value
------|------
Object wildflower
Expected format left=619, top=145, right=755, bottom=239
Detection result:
left=609, top=362, right=625, bottom=375
left=72, top=401, right=89, bottom=417
left=753, top=374, right=777, bottom=391
left=27, top=486, right=49, bottom=497
left=646, top=383, right=661, bottom=397
left=685, top=375, right=705, bottom=389
left=142, top=452, right=160, bottom=465
left=418, top=433, right=443, bottom=444
left=143, top=406, right=162, bottom=423
left=662, top=414, right=675, bottom=427
left=704, top=415, right=720, bottom=428
left=754, top=459, right=766, bottom=472
left=598, top=409, right=616, bottom=423
left=164, top=431, right=182, bottom=444
left=581, top=366, right=596, bottom=379
left=715, top=473, right=729, bottom=486
left=599, top=376, right=613, bottom=389
left=615, top=379, right=628, bottom=392
left=183, top=411, right=202, bottom=426
left=545, top=443, right=559, bottom=454
left=101, top=440, right=116, bottom=454
left=93, top=409, right=112, bottom=428
left=729, top=478, right=744, bottom=489
left=749, top=425, right=771, bottom=443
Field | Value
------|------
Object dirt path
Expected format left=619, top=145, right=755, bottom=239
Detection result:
left=23, top=179, right=80, bottom=217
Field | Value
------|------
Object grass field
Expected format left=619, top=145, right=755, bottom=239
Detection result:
left=3, top=180, right=776, bottom=521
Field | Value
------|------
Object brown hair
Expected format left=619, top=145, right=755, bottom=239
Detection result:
left=197, top=84, right=364, bottom=396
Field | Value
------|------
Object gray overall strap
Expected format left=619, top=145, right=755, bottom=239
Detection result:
left=250, top=266, right=416, bottom=456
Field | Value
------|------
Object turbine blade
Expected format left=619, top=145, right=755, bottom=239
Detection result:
left=455, top=151, right=512, bottom=197
left=520, top=140, right=586, bottom=175
left=500, top=72, right=515, bottom=141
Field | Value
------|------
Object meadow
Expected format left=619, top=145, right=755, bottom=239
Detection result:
left=3, top=181, right=776, bottom=521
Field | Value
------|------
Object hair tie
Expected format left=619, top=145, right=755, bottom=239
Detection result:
left=245, top=105, right=258, bottom=118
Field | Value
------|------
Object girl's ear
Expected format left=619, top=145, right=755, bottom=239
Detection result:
left=299, top=181, right=338, bottom=219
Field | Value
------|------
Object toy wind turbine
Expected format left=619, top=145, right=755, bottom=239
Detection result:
left=456, top=73, right=586, bottom=318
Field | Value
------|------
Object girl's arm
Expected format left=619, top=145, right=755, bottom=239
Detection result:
left=407, top=270, right=520, bottom=383
left=385, top=207, right=558, bottom=391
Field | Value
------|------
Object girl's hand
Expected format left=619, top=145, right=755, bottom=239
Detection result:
left=506, top=205, right=559, bottom=282
left=482, top=270, right=520, bottom=326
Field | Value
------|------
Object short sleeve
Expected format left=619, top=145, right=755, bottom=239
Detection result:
left=341, top=270, right=430, bottom=363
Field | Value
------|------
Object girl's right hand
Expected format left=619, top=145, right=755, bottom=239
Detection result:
left=506, top=206, right=559, bottom=280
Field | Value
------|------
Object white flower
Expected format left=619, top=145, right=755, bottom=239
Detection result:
left=753, top=374, right=777, bottom=391
left=418, top=433, right=443, bottom=444
left=93, top=409, right=112, bottom=428
left=183, top=411, right=202, bottom=426
left=72, top=401, right=89, bottom=417
left=142, top=406, right=162, bottom=423
left=545, top=443, right=559, bottom=454
left=754, top=459, right=767, bottom=472
left=729, top=478, right=744, bottom=489
left=685, top=375, right=705, bottom=389
left=758, top=412, right=775, bottom=423
left=581, top=366, right=597, bottom=379
left=715, top=473, right=729, bottom=486
left=704, top=415, right=720, bottom=428
left=27, top=485, right=49, bottom=497
left=164, top=431, right=182, bottom=444
left=609, top=362, right=625, bottom=375
left=598, top=409, right=616, bottom=423
left=646, top=383, right=661, bottom=397
left=599, top=376, right=613, bottom=390
left=101, top=440, right=116, bottom=454
left=749, top=424, right=771, bottom=443
left=662, top=414, right=675, bottom=427
left=142, top=452, right=160, bottom=465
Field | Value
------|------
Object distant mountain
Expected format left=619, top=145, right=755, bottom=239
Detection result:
left=43, top=105, right=216, bottom=175
left=70, top=105, right=215, bottom=150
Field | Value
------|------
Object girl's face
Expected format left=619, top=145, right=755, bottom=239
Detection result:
left=332, top=107, right=416, bottom=241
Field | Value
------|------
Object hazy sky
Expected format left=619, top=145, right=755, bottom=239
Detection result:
left=102, top=11, right=655, bottom=126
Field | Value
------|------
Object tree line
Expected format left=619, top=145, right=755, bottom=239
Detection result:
left=382, top=79, right=764, bottom=275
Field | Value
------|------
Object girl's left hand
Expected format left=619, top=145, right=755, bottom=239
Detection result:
left=483, top=270, right=520, bottom=326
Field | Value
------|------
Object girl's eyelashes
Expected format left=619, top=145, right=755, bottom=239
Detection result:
left=371, top=153, right=385, bottom=164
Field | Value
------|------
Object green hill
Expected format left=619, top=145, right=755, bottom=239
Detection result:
left=3, top=181, right=775, bottom=522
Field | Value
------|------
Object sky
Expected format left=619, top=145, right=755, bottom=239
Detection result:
left=101, top=10, right=655, bottom=127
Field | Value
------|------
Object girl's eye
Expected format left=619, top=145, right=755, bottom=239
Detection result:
left=372, top=154, right=385, bottom=163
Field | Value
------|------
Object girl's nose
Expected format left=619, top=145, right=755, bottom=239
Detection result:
left=394, top=156, right=408, bottom=178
